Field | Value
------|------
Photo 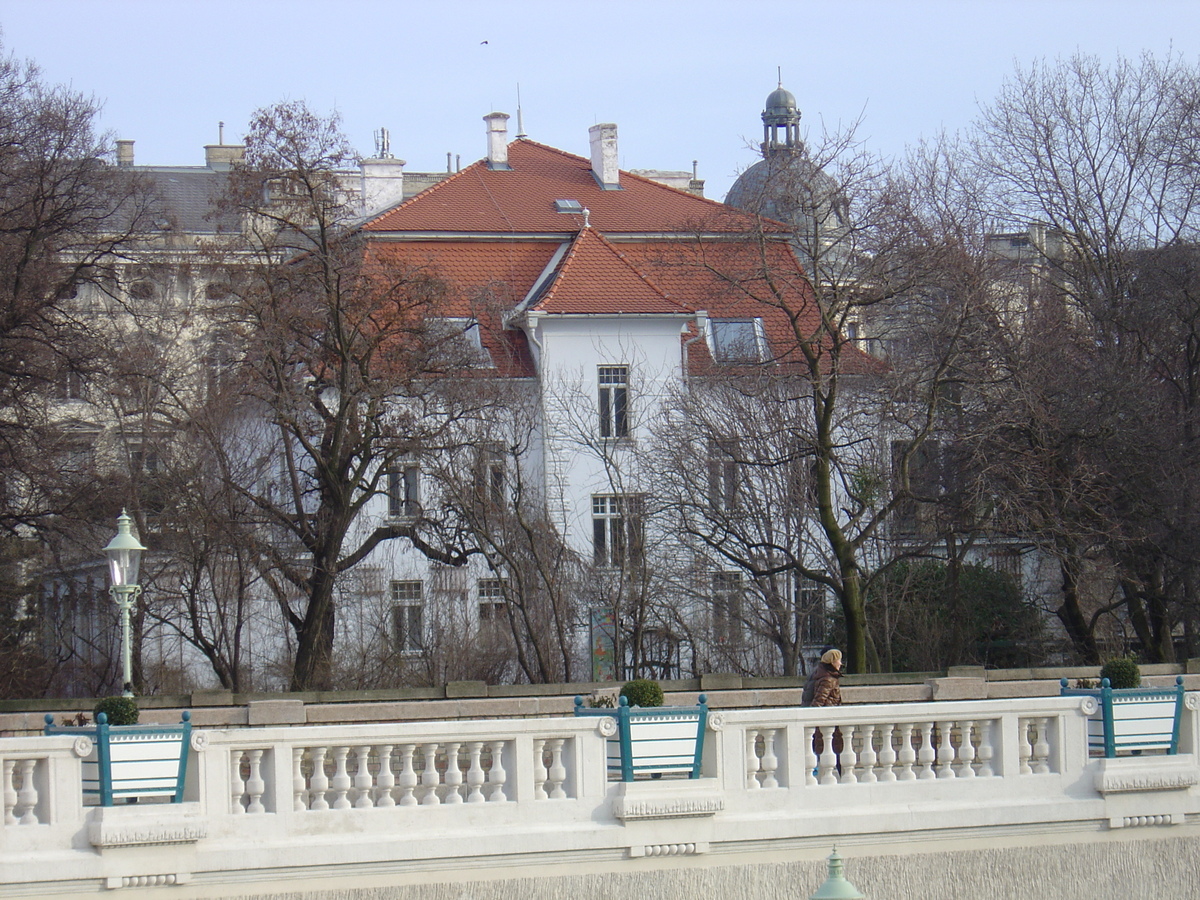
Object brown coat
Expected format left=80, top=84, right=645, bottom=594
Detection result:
left=804, top=662, right=842, bottom=707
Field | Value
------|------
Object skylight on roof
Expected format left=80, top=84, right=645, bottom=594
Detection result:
left=553, top=199, right=583, bottom=213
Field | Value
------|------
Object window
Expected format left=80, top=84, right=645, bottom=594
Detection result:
left=990, top=548, right=1023, bottom=590
left=478, top=578, right=507, bottom=623
left=592, top=494, right=644, bottom=569
left=598, top=366, right=629, bottom=438
left=129, top=440, right=161, bottom=476
left=709, top=319, right=765, bottom=363
left=204, top=332, right=240, bottom=399
left=54, top=366, right=86, bottom=401
left=712, top=572, right=744, bottom=645
left=797, top=577, right=827, bottom=645
left=432, top=318, right=492, bottom=367
left=390, top=581, right=424, bottom=653
left=474, top=447, right=506, bottom=507
left=707, top=440, right=738, bottom=511
left=891, top=439, right=942, bottom=536
left=387, top=465, right=420, bottom=519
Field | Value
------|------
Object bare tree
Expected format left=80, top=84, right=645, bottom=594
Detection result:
left=0, top=42, right=153, bottom=532
left=651, top=123, right=984, bottom=674
left=199, top=101, right=493, bottom=691
left=963, top=52, right=1200, bottom=662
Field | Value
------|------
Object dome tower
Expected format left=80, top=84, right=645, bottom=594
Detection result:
left=762, top=83, right=801, bottom=154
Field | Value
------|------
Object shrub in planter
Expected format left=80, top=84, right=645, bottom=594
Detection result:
left=94, top=695, right=139, bottom=726
left=1099, top=657, right=1141, bottom=690
left=620, top=678, right=664, bottom=708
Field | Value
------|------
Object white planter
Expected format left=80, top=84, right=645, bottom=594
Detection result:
left=45, top=711, right=193, bottom=805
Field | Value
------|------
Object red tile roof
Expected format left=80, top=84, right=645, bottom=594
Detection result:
left=358, top=137, right=874, bottom=378
left=532, top=228, right=692, bottom=316
left=364, top=140, right=769, bottom=235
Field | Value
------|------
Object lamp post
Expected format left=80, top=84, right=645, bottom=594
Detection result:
left=103, top=510, right=146, bottom=698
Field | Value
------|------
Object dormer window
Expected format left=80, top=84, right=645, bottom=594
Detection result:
left=431, top=318, right=493, bottom=367
left=709, top=318, right=766, bottom=363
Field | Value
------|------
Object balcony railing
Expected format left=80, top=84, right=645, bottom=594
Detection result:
left=3, top=692, right=1199, bottom=895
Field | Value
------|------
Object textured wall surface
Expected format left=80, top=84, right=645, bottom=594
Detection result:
left=211, top=835, right=1200, bottom=900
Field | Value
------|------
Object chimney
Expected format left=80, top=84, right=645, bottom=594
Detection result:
left=589, top=123, right=620, bottom=190
left=116, top=140, right=135, bottom=167
left=360, top=157, right=407, bottom=217
left=205, top=143, right=244, bottom=171
left=484, top=112, right=511, bottom=170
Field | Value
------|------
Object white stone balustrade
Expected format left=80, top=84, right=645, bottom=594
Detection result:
left=3, top=693, right=1200, bottom=898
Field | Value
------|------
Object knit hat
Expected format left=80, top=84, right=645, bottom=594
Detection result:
left=820, top=648, right=842, bottom=668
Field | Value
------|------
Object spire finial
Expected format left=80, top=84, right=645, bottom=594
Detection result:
left=778, top=66, right=782, bottom=88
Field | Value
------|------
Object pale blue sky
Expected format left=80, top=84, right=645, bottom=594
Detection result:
left=2, top=0, right=1197, bottom=200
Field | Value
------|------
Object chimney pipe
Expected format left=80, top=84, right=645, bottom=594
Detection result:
left=588, top=123, right=620, bottom=189
left=484, top=112, right=511, bottom=170
left=116, top=140, right=134, bottom=167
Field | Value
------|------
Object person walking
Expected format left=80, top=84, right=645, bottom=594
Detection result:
left=803, top=648, right=843, bottom=770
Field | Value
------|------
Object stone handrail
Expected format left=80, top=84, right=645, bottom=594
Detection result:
left=3, top=692, right=1200, bottom=895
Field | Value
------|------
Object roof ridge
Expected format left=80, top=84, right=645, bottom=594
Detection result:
left=360, top=156, right=489, bottom=230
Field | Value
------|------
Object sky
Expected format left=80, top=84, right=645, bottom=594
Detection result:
left=2, top=0, right=1198, bottom=201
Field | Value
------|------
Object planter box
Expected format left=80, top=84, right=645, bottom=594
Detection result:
left=575, top=694, right=708, bottom=781
left=44, top=711, right=193, bottom=806
left=1060, top=677, right=1184, bottom=758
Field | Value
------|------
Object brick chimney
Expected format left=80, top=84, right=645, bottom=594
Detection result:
left=484, top=112, right=511, bottom=170
left=589, top=123, right=620, bottom=190
left=116, top=140, right=135, bottom=167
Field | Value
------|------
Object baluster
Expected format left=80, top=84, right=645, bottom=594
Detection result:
left=802, top=726, right=818, bottom=786
left=309, top=747, right=330, bottom=810
left=896, top=723, right=917, bottom=781
left=420, top=742, right=441, bottom=805
left=354, top=746, right=375, bottom=808
left=547, top=739, right=568, bottom=799
left=3, top=758, right=18, bottom=825
left=230, top=750, right=247, bottom=814
left=817, top=726, right=839, bottom=785
left=330, top=747, right=352, bottom=809
left=936, top=721, right=956, bottom=779
left=760, top=729, right=779, bottom=788
left=396, top=744, right=418, bottom=807
left=375, top=745, right=396, bottom=807
left=532, top=738, right=548, bottom=800
left=466, top=742, right=486, bottom=803
left=976, top=720, right=995, bottom=778
left=1018, top=720, right=1033, bottom=775
left=917, top=723, right=937, bottom=780
left=877, top=722, right=897, bottom=782
left=245, top=749, right=266, bottom=813
left=957, top=721, right=977, bottom=778
left=746, top=729, right=762, bottom=789
left=858, top=723, right=878, bottom=783
left=443, top=742, right=463, bottom=804
left=293, top=748, right=308, bottom=811
left=838, top=725, right=858, bottom=784
left=1033, top=717, right=1051, bottom=774
left=15, top=759, right=38, bottom=825
left=487, top=740, right=507, bottom=802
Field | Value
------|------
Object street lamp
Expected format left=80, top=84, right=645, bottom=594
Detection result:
left=103, top=509, right=146, bottom=698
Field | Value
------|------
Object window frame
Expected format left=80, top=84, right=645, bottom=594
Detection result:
left=386, top=463, right=421, bottom=520
left=597, top=365, right=630, bottom=439
left=390, top=580, right=424, bottom=654
left=592, top=494, right=644, bottom=569
left=708, top=318, right=766, bottom=363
